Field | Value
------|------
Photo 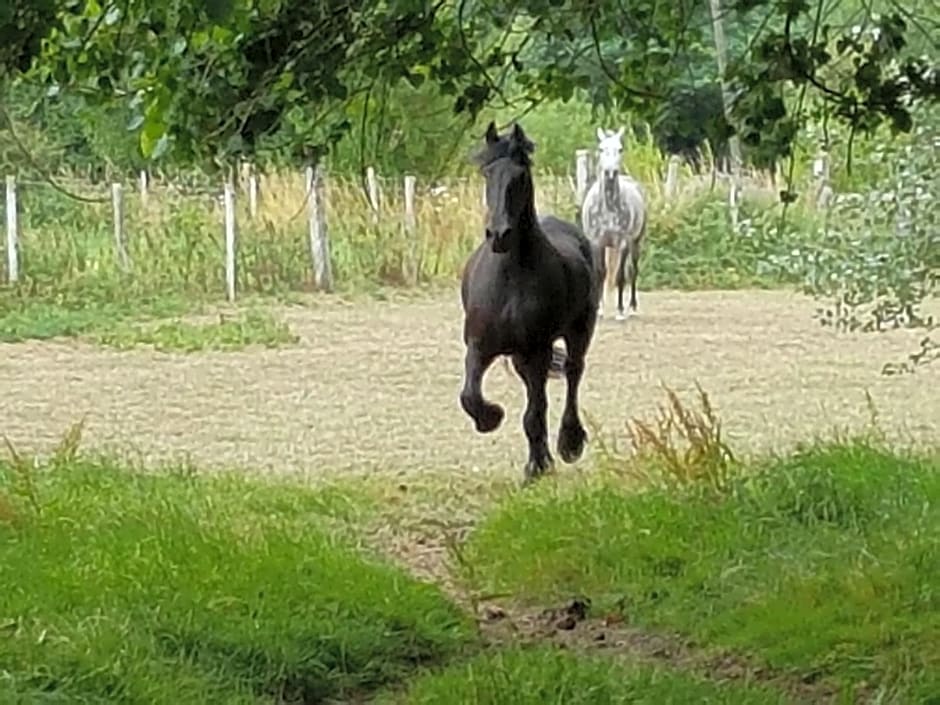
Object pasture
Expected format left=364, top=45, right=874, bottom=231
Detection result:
left=2, top=129, right=938, bottom=703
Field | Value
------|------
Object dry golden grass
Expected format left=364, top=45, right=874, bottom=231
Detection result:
left=618, top=383, right=738, bottom=493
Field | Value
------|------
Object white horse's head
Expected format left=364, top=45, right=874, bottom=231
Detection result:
left=596, top=126, right=625, bottom=181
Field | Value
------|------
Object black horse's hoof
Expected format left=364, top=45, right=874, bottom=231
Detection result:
left=475, top=402, right=505, bottom=433
left=523, top=455, right=554, bottom=484
left=558, top=423, right=588, bottom=463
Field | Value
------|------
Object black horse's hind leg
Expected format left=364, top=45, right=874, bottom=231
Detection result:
left=558, top=328, right=590, bottom=463
left=460, top=344, right=503, bottom=433
left=511, top=348, right=554, bottom=481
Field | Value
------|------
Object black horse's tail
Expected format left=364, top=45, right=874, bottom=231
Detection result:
left=549, top=344, right=567, bottom=379
left=500, top=345, right=567, bottom=379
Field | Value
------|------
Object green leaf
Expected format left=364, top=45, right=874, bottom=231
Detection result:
left=206, top=0, right=235, bottom=24
left=139, top=117, right=167, bottom=158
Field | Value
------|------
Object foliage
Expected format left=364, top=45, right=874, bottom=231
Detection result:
left=0, top=0, right=934, bottom=175
left=377, top=647, right=787, bottom=704
left=0, top=432, right=474, bottom=703
left=459, top=439, right=940, bottom=701
left=764, top=118, right=938, bottom=336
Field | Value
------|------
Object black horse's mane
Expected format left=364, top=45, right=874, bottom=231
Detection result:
left=472, top=122, right=536, bottom=169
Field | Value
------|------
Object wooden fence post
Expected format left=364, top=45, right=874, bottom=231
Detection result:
left=5, top=175, right=18, bottom=283
left=404, top=174, right=418, bottom=284
left=307, top=164, right=333, bottom=292
left=575, top=149, right=591, bottom=206
left=111, top=183, right=130, bottom=271
left=223, top=181, right=237, bottom=302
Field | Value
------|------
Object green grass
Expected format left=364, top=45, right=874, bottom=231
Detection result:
left=0, top=445, right=475, bottom=703
left=375, top=646, right=788, bottom=704
left=0, top=288, right=298, bottom=351
left=0, top=294, right=193, bottom=343
left=91, top=309, right=300, bottom=352
left=460, top=441, right=940, bottom=701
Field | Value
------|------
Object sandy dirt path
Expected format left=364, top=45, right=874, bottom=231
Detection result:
left=1, top=289, right=936, bottom=478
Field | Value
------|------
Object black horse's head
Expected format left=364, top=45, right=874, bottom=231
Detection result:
left=473, top=121, right=537, bottom=254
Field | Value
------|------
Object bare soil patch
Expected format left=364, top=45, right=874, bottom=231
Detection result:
left=477, top=598, right=851, bottom=704
left=0, top=289, right=936, bottom=478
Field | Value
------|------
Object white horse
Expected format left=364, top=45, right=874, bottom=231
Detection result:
left=581, top=127, right=648, bottom=321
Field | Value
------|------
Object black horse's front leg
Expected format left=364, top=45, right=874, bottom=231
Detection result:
left=459, top=343, right=503, bottom=433
left=558, top=331, right=589, bottom=463
left=512, top=348, right=553, bottom=482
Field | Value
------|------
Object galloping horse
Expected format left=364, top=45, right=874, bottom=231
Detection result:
left=459, top=122, right=601, bottom=482
left=581, top=127, right=648, bottom=320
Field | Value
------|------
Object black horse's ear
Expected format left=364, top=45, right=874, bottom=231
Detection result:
left=511, top=123, right=536, bottom=153
left=485, top=121, right=499, bottom=144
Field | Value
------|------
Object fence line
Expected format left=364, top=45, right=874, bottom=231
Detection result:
left=2, top=151, right=821, bottom=296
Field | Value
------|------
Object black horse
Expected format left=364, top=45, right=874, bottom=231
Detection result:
left=459, top=121, right=602, bottom=482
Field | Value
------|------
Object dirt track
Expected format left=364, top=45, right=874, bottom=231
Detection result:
left=1, top=289, right=937, bottom=478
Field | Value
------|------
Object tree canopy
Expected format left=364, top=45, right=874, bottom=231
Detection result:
left=1, top=0, right=937, bottom=172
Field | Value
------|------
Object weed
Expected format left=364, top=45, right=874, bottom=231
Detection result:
left=613, top=383, right=737, bottom=495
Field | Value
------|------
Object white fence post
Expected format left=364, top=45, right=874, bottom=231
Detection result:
left=248, top=171, right=259, bottom=219
left=5, top=175, right=18, bottom=283
left=728, top=179, right=740, bottom=229
left=813, top=152, right=833, bottom=209
left=665, top=155, right=680, bottom=199
left=366, top=166, right=380, bottom=223
left=139, top=170, right=149, bottom=208
left=223, top=181, right=237, bottom=302
left=404, top=175, right=417, bottom=231
left=307, top=164, right=333, bottom=292
left=111, top=182, right=130, bottom=271
left=575, top=149, right=591, bottom=206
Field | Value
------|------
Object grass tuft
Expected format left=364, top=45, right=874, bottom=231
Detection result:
left=615, top=383, right=737, bottom=494
left=375, top=646, right=787, bottom=704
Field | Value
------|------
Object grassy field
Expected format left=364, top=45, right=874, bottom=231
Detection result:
left=2, top=409, right=937, bottom=703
